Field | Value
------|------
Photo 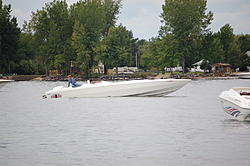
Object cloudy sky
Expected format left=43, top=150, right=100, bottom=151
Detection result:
left=4, top=0, right=250, bottom=40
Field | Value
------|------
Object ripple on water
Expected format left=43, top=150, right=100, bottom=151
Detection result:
left=1, top=79, right=250, bottom=165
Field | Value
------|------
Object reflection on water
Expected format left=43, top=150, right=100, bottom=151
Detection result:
left=1, top=79, right=250, bottom=165
left=222, top=119, right=250, bottom=128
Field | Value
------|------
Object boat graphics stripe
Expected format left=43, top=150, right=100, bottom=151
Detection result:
left=223, top=106, right=241, bottom=117
left=122, top=85, right=182, bottom=97
left=51, top=94, right=62, bottom=98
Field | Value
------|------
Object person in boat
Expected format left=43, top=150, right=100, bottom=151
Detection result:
left=67, top=75, right=82, bottom=88
left=89, top=79, right=102, bottom=84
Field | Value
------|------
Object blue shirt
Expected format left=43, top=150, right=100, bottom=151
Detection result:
left=68, top=77, right=76, bottom=87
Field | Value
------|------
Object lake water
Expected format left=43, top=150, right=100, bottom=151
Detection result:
left=1, top=79, right=250, bottom=166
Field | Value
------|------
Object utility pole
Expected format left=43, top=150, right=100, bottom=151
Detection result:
left=136, top=52, right=137, bottom=68
left=138, top=45, right=140, bottom=69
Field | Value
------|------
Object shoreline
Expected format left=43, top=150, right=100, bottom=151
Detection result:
left=3, top=74, right=240, bottom=81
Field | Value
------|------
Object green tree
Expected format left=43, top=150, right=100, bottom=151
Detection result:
left=15, top=32, right=37, bottom=75
left=237, top=34, right=250, bottom=70
left=136, top=39, right=147, bottom=69
left=100, top=24, right=131, bottom=75
left=237, top=34, right=250, bottom=54
left=157, top=34, right=180, bottom=75
left=129, top=31, right=139, bottom=68
left=70, top=0, right=123, bottom=75
left=27, top=0, right=123, bottom=76
left=47, top=0, right=74, bottom=75
left=200, top=37, right=225, bottom=72
left=29, top=0, right=74, bottom=76
left=70, top=0, right=106, bottom=76
left=102, top=0, right=123, bottom=37
left=0, top=2, right=20, bottom=74
left=217, top=24, right=244, bottom=70
left=207, top=38, right=224, bottom=64
left=140, top=37, right=161, bottom=74
left=21, top=21, right=43, bottom=75
left=160, top=0, right=213, bottom=73
left=218, top=24, right=235, bottom=63
left=199, top=32, right=224, bottom=66
left=71, top=21, right=91, bottom=75
left=29, top=9, right=52, bottom=75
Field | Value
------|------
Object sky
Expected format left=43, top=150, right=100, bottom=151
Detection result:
left=3, top=0, right=250, bottom=40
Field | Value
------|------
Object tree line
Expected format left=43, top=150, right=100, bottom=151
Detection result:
left=1, top=0, right=250, bottom=77
left=140, top=0, right=250, bottom=74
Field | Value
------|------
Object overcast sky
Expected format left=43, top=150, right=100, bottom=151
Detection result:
left=4, top=0, right=250, bottom=40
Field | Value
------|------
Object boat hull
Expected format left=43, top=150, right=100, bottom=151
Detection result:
left=0, top=79, right=14, bottom=89
left=219, top=88, right=250, bottom=121
left=238, top=73, right=250, bottom=79
left=42, top=79, right=191, bottom=99
left=219, top=98, right=250, bottom=121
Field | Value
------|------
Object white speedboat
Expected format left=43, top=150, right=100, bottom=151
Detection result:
left=237, top=72, right=250, bottom=79
left=42, top=79, right=191, bottom=99
left=219, top=87, right=250, bottom=121
left=0, top=79, right=14, bottom=89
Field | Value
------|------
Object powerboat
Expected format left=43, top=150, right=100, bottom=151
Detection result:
left=0, top=79, right=14, bottom=89
left=42, top=79, right=191, bottom=99
left=219, top=87, right=250, bottom=121
left=237, top=72, right=250, bottom=79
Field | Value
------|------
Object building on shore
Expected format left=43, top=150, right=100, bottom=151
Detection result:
left=211, top=63, right=231, bottom=73
left=113, top=66, right=138, bottom=75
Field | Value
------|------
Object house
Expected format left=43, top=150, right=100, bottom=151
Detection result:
left=165, top=59, right=207, bottom=73
left=165, top=65, right=182, bottom=72
left=190, top=59, right=206, bottom=72
left=246, top=51, right=250, bottom=57
left=113, top=66, right=138, bottom=75
left=49, top=70, right=59, bottom=75
left=211, top=63, right=231, bottom=73
left=93, top=61, right=105, bottom=74
left=70, top=61, right=104, bottom=75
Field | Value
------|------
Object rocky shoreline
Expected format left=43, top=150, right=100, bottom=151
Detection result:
left=3, top=73, right=239, bottom=81
left=36, top=73, right=240, bottom=81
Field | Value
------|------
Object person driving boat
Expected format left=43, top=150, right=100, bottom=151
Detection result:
left=67, top=75, right=81, bottom=88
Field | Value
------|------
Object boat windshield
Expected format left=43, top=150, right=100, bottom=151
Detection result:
left=232, top=87, right=250, bottom=96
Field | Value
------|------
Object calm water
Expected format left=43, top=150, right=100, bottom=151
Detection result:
left=1, top=79, right=250, bottom=166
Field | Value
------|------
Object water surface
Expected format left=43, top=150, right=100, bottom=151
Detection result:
left=1, top=79, right=250, bottom=165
